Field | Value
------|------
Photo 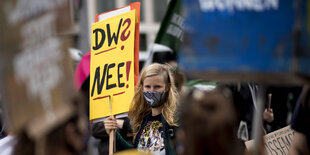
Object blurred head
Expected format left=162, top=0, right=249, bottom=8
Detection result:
left=129, top=63, right=178, bottom=136
left=13, top=93, right=88, bottom=155
left=179, top=88, right=242, bottom=155
left=14, top=114, right=87, bottom=155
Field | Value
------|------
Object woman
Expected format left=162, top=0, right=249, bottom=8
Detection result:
left=104, top=63, right=179, bottom=155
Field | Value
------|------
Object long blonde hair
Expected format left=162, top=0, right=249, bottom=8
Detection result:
left=128, top=63, right=179, bottom=137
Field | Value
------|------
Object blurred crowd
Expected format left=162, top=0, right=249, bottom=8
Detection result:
left=1, top=53, right=309, bottom=155
left=2, top=0, right=309, bottom=154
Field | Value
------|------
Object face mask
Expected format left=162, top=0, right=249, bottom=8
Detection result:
left=143, top=91, right=168, bottom=108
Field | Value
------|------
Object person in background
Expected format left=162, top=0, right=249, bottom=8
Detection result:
left=104, top=63, right=179, bottom=154
left=289, top=86, right=310, bottom=154
left=264, top=86, right=301, bottom=132
left=217, top=82, right=274, bottom=141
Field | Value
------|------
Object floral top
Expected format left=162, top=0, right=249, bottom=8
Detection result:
left=137, top=114, right=165, bottom=155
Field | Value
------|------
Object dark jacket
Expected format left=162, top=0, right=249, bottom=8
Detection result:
left=91, top=117, right=133, bottom=155
left=291, top=89, right=310, bottom=149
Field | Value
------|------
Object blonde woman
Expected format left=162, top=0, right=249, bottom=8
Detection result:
left=104, top=63, right=179, bottom=155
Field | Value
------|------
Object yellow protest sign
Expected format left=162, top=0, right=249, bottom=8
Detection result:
left=90, top=10, right=136, bottom=120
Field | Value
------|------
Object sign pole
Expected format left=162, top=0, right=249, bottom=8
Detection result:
left=109, top=117, right=115, bottom=155
left=267, top=93, right=272, bottom=110
left=108, top=96, right=115, bottom=155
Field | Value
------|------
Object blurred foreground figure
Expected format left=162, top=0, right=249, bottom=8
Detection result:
left=290, top=86, right=310, bottom=155
left=12, top=93, right=88, bottom=155
left=179, top=88, right=243, bottom=155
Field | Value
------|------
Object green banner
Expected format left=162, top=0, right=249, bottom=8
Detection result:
left=154, top=0, right=183, bottom=53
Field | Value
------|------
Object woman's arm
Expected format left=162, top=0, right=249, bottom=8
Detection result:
left=115, top=131, right=134, bottom=151
left=91, top=121, right=109, bottom=139
left=104, top=116, right=134, bottom=151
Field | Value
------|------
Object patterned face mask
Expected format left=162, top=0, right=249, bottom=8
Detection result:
left=143, top=91, right=168, bottom=108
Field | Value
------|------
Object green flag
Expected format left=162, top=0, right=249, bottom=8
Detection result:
left=143, top=0, right=183, bottom=66
left=154, top=0, right=183, bottom=53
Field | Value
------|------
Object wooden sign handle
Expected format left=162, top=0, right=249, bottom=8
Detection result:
left=109, top=115, right=115, bottom=155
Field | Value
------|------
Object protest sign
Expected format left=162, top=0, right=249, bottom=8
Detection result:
left=179, top=0, right=310, bottom=84
left=96, top=2, right=140, bottom=87
left=0, top=0, right=74, bottom=138
left=90, top=10, right=136, bottom=120
left=0, top=0, right=73, bottom=53
left=245, top=126, right=295, bottom=155
left=74, top=2, right=140, bottom=92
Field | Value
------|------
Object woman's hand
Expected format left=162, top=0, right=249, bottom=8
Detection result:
left=103, top=116, right=117, bottom=134
left=263, top=108, right=274, bottom=123
left=116, top=119, right=124, bottom=129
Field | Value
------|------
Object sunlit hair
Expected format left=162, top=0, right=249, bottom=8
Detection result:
left=128, top=63, right=179, bottom=137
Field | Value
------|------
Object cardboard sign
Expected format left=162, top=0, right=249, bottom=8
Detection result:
left=245, top=126, right=295, bottom=155
left=4, top=38, right=74, bottom=136
left=0, top=0, right=74, bottom=138
left=90, top=10, right=136, bottom=120
left=0, top=0, right=73, bottom=53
